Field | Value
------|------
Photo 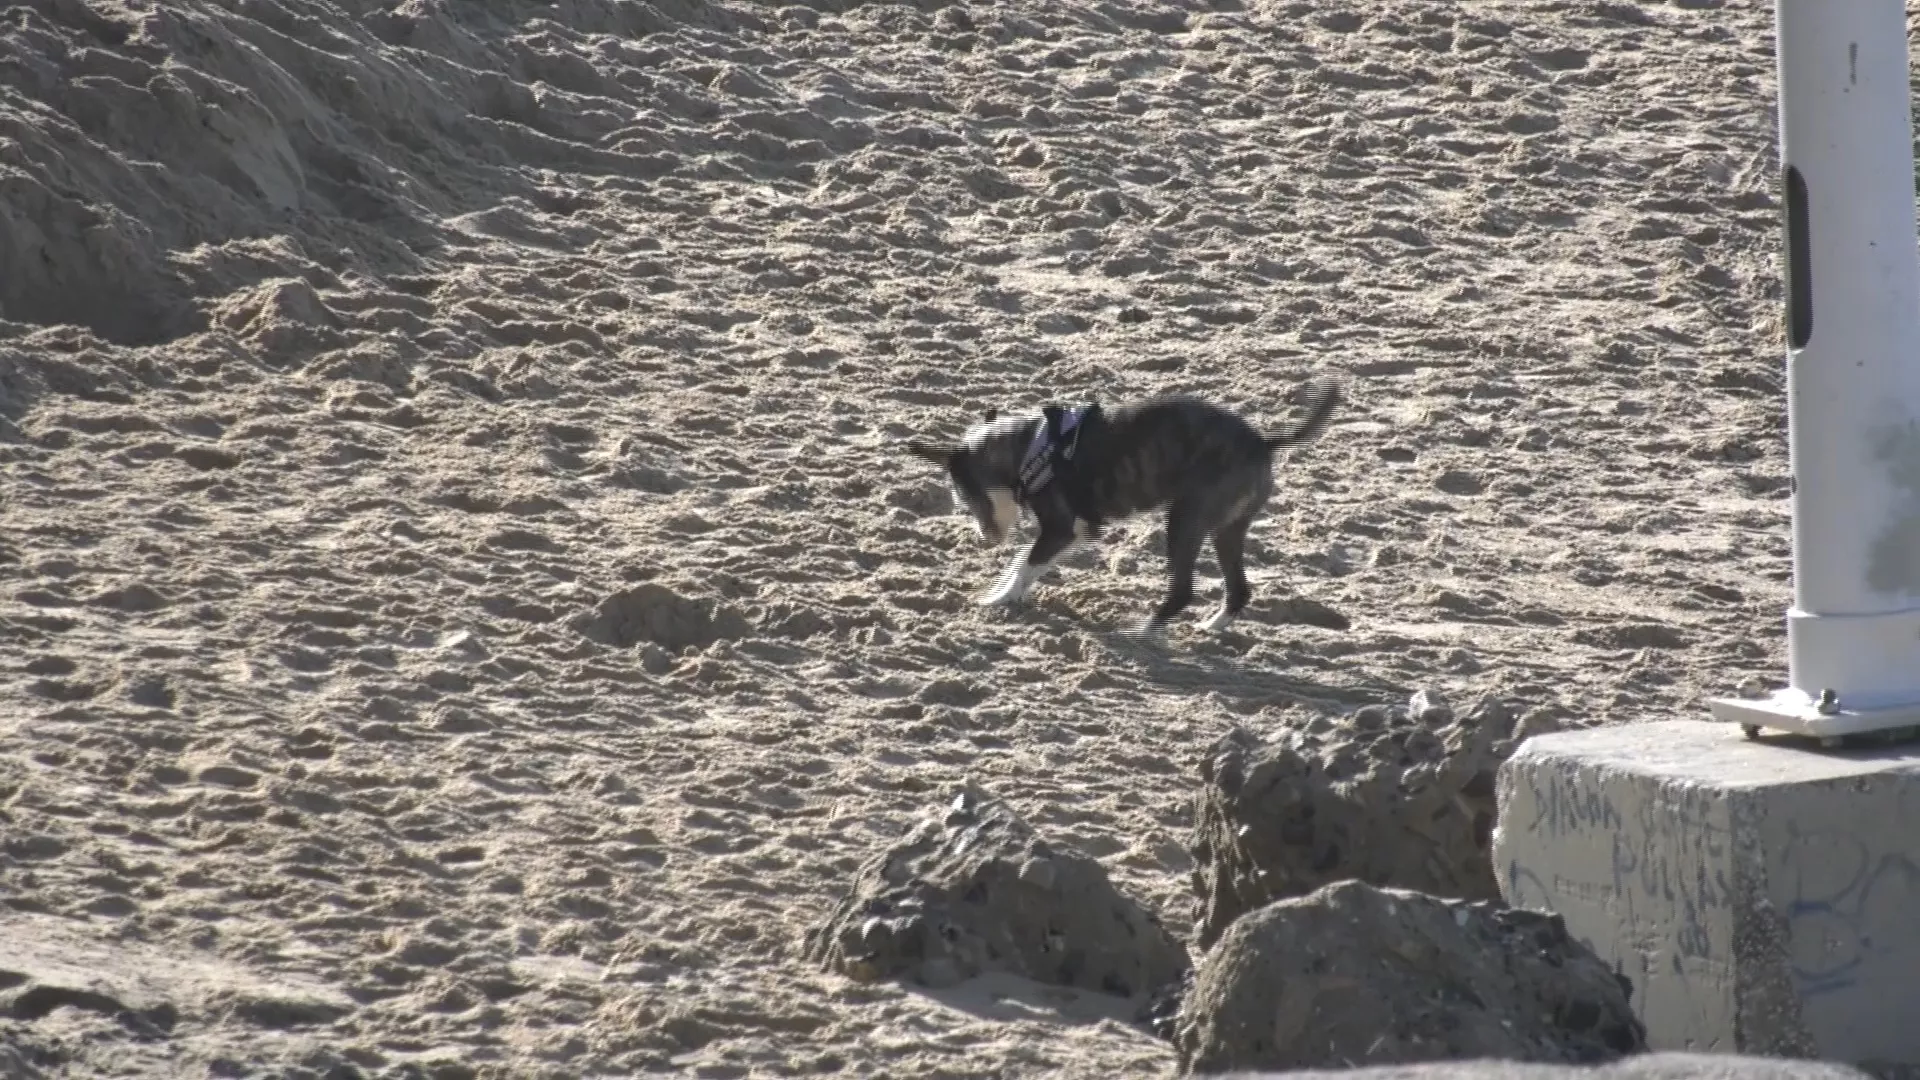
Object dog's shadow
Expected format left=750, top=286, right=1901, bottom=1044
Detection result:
left=977, top=592, right=1394, bottom=712
left=1107, top=629, right=1392, bottom=711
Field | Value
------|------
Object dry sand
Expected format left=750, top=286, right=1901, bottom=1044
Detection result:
left=0, top=0, right=1815, bottom=1075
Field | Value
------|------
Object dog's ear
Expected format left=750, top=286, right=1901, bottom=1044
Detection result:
left=906, top=441, right=956, bottom=466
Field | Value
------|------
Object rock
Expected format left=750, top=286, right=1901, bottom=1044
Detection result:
left=1409, top=688, right=1453, bottom=724
left=1190, top=696, right=1525, bottom=949
left=802, top=786, right=1187, bottom=1000
left=1136, top=965, right=1194, bottom=1041
left=1174, top=881, right=1646, bottom=1074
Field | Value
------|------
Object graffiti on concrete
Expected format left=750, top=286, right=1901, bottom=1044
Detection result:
left=1508, top=768, right=1920, bottom=1006
left=1779, top=823, right=1920, bottom=997
left=1508, top=767, right=1730, bottom=964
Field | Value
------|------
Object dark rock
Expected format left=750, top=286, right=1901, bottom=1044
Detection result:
left=1175, top=881, right=1646, bottom=1074
left=802, top=786, right=1186, bottom=1000
left=1136, top=965, right=1194, bottom=1042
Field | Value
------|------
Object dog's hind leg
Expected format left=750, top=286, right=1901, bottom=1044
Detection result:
left=1141, top=501, right=1205, bottom=634
left=980, top=515, right=1082, bottom=607
left=1200, top=514, right=1256, bottom=633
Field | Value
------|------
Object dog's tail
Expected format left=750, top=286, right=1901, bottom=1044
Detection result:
left=1262, top=377, right=1344, bottom=452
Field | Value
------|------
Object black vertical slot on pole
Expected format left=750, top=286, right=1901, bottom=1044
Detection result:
left=1785, top=164, right=1813, bottom=349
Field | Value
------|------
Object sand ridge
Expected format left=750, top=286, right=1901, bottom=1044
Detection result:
left=1, top=0, right=1801, bottom=1074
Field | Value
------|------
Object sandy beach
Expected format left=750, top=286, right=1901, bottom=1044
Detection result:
left=0, top=0, right=1804, bottom=1075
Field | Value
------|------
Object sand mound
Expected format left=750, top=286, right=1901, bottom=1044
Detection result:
left=1175, top=881, right=1645, bottom=1074
left=1190, top=692, right=1550, bottom=948
left=572, top=581, right=752, bottom=652
left=0, top=0, right=1802, bottom=1073
left=804, top=786, right=1187, bottom=997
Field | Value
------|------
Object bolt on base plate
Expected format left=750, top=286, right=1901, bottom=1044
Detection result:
left=1710, top=689, right=1920, bottom=748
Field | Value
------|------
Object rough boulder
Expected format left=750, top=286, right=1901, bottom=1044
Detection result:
left=803, top=786, right=1187, bottom=1000
left=1175, top=881, right=1645, bottom=1074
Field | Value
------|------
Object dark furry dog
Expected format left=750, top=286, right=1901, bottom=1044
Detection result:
left=908, top=378, right=1343, bottom=635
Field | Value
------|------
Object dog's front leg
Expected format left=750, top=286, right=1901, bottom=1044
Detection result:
left=979, top=513, right=1081, bottom=607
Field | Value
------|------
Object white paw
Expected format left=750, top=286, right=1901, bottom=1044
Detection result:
left=979, top=573, right=1030, bottom=606
left=980, top=559, right=1044, bottom=606
left=1200, top=606, right=1236, bottom=633
left=979, top=581, right=1024, bottom=606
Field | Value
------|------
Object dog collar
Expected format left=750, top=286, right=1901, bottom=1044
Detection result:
left=1017, top=404, right=1093, bottom=500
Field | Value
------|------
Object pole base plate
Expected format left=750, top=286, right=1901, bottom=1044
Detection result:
left=1709, top=689, right=1920, bottom=748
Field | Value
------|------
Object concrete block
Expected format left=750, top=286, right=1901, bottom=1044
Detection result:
left=1492, top=720, right=1920, bottom=1067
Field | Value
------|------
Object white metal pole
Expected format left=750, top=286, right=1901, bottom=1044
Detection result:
left=1710, top=0, right=1920, bottom=741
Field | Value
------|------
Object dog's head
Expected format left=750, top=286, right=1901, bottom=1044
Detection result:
left=907, top=409, right=1036, bottom=546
